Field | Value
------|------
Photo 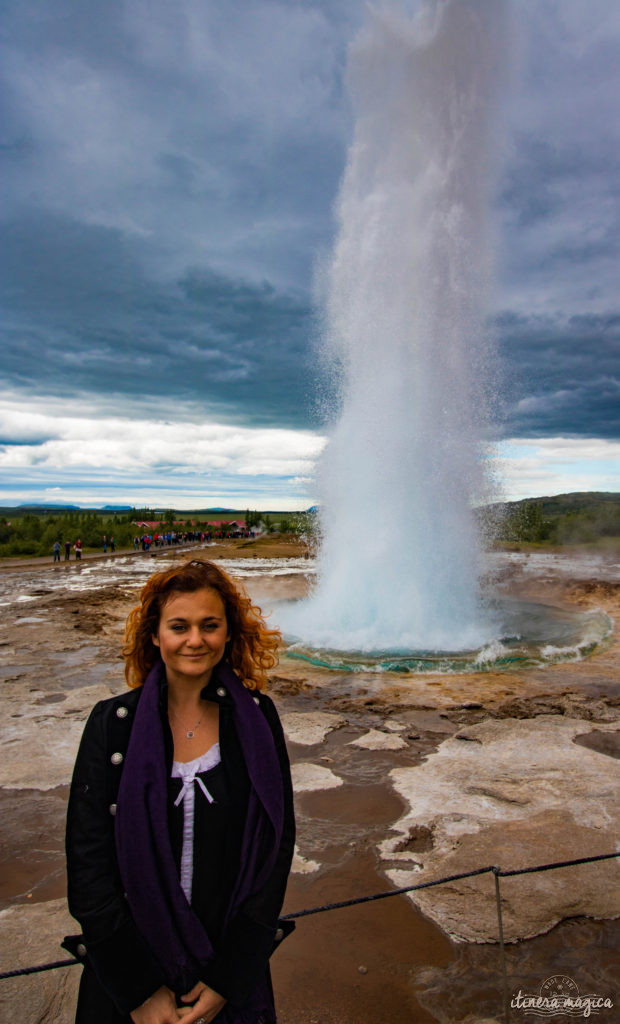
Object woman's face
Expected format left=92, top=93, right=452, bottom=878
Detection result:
left=153, top=587, right=230, bottom=689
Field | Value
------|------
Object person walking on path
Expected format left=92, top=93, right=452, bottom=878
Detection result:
left=65, top=540, right=71, bottom=561
left=74, top=539, right=83, bottom=560
left=53, top=540, right=61, bottom=563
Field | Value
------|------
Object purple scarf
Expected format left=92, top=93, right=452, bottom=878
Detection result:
left=115, top=660, right=284, bottom=1021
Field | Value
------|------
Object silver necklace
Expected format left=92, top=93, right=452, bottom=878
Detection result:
left=169, top=707, right=203, bottom=739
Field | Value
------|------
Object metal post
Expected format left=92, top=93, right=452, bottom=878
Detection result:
left=493, top=869, right=510, bottom=1024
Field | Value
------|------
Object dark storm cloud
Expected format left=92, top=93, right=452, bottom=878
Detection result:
left=497, top=130, right=619, bottom=309
left=0, top=0, right=364, bottom=437
left=0, top=0, right=354, bottom=286
left=0, top=211, right=315, bottom=428
left=496, top=1, right=620, bottom=317
left=496, top=311, right=620, bottom=439
left=0, top=0, right=619, bottom=457
left=489, top=0, right=620, bottom=443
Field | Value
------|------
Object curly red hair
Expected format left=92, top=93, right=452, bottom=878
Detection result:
left=123, top=558, right=280, bottom=690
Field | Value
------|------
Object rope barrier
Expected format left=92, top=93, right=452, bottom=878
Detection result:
left=1, top=847, right=618, bottom=1024
left=280, top=850, right=619, bottom=921
left=0, top=958, right=79, bottom=980
left=493, top=870, right=511, bottom=1024
left=281, top=863, right=497, bottom=919
left=496, top=850, right=618, bottom=876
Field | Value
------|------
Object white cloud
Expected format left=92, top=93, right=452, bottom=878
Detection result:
left=0, top=400, right=325, bottom=475
left=0, top=394, right=326, bottom=508
left=494, top=436, right=620, bottom=500
left=2, top=394, right=617, bottom=509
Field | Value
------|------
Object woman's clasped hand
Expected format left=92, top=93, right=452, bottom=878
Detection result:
left=130, top=981, right=226, bottom=1024
left=178, top=980, right=227, bottom=1023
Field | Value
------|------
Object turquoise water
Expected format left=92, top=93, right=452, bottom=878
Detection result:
left=283, top=597, right=613, bottom=674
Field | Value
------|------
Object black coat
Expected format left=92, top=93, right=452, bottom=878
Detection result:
left=64, top=677, right=295, bottom=1022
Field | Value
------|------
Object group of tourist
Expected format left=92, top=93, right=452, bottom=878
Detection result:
left=134, top=530, right=216, bottom=551
left=52, top=524, right=257, bottom=562
left=52, top=539, right=83, bottom=562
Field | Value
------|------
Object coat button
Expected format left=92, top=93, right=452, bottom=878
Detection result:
left=111, top=752, right=123, bottom=765
left=116, top=706, right=128, bottom=718
left=109, top=803, right=117, bottom=816
left=76, top=943, right=87, bottom=957
left=253, top=696, right=260, bottom=705
left=274, top=928, right=284, bottom=942
left=216, top=686, right=226, bottom=697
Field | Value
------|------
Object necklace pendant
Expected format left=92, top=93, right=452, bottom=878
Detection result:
left=186, top=730, right=194, bottom=739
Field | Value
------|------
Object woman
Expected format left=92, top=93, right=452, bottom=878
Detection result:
left=65, top=558, right=295, bottom=1024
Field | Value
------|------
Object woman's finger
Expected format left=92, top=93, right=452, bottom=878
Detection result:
left=178, top=989, right=226, bottom=1024
left=176, top=1002, right=214, bottom=1024
left=180, top=981, right=205, bottom=1002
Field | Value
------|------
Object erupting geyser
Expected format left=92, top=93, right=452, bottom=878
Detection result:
left=281, top=0, right=509, bottom=654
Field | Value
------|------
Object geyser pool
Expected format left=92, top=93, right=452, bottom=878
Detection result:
left=278, top=0, right=508, bottom=653
left=281, top=598, right=613, bottom=674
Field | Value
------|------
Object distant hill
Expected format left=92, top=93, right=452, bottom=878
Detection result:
left=484, top=492, right=620, bottom=544
left=154, top=507, right=237, bottom=515
left=490, top=492, right=619, bottom=515
left=15, top=503, right=81, bottom=511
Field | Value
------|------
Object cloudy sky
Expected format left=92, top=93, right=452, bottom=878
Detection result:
left=1, top=0, right=618, bottom=510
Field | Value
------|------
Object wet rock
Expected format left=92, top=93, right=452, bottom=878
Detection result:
left=292, top=763, right=344, bottom=792
left=291, top=844, right=320, bottom=874
left=0, top=787, right=67, bottom=905
left=269, top=674, right=314, bottom=696
left=381, top=716, right=620, bottom=942
left=0, top=683, right=114, bottom=789
left=281, top=712, right=345, bottom=746
left=348, top=729, right=407, bottom=751
left=393, top=825, right=434, bottom=854
left=0, top=898, right=79, bottom=1024
left=496, top=694, right=619, bottom=723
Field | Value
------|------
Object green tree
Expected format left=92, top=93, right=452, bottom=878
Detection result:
left=510, top=502, right=551, bottom=543
left=262, top=514, right=275, bottom=534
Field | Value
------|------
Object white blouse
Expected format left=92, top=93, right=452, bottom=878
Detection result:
left=171, top=742, right=221, bottom=902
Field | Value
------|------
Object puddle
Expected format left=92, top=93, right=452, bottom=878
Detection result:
left=573, top=729, right=620, bottom=759
left=0, top=787, right=68, bottom=908
left=0, top=665, right=38, bottom=680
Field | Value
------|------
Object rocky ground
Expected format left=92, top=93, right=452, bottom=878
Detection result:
left=0, top=542, right=618, bottom=1023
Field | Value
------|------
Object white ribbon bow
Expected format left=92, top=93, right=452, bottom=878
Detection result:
left=174, top=774, right=215, bottom=807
